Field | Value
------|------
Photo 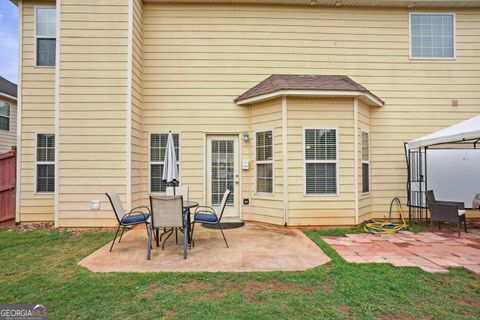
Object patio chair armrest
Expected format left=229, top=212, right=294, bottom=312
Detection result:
left=435, top=201, right=465, bottom=209
left=195, top=206, right=216, bottom=214
left=129, top=205, right=151, bottom=214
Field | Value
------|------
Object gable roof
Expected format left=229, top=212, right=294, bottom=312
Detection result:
left=0, top=77, right=17, bottom=101
left=234, top=74, right=384, bottom=106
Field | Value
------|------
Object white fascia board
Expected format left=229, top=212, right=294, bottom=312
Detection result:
left=0, top=92, right=17, bottom=101
left=235, top=90, right=383, bottom=107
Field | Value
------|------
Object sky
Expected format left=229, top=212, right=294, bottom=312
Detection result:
left=0, top=1, right=18, bottom=84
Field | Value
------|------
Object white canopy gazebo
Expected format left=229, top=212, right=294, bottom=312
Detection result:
left=405, top=115, right=480, bottom=223
left=407, top=115, right=480, bottom=150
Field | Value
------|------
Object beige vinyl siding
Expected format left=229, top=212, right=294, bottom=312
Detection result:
left=248, top=98, right=284, bottom=225
left=286, top=97, right=355, bottom=225
left=0, top=98, right=17, bottom=152
left=141, top=3, right=251, bottom=207
left=18, top=1, right=55, bottom=222
left=142, top=3, right=480, bottom=225
left=358, top=100, right=372, bottom=221
left=57, top=0, right=129, bottom=227
left=131, top=0, right=144, bottom=208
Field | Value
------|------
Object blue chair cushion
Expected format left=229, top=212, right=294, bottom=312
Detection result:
left=194, top=212, right=218, bottom=223
left=122, top=213, right=149, bottom=225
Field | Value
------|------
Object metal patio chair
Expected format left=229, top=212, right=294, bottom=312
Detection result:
left=106, top=191, right=151, bottom=252
left=148, top=195, right=188, bottom=260
left=190, top=189, right=231, bottom=248
left=166, top=186, right=190, bottom=244
left=426, top=190, right=467, bottom=237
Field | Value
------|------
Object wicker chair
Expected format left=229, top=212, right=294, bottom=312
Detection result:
left=426, top=190, right=467, bottom=237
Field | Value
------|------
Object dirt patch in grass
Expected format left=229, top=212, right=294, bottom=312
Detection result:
left=173, top=280, right=214, bottom=293
left=379, top=312, right=423, bottom=320
left=322, top=280, right=333, bottom=292
left=161, top=310, right=176, bottom=319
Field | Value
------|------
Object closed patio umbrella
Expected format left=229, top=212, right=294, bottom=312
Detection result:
left=162, top=131, right=179, bottom=195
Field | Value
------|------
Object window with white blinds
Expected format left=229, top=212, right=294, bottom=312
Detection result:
left=150, top=133, right=180, bottom=193
left=362, top=131, right=370, bottom=193
left=255, top=130, right=273, bottom=194
left=304, top=128, right=337, bottom=195
left=36, top=133, right=55, bottom=193
left=410, top=13, right=455, bottom=59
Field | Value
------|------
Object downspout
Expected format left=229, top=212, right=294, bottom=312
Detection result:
left=354, top=97, right=359, bottom=225
left=282, top=96, right=289, bottom=226
left=15, top=0, right=23, bottom=223
left=126, top=0, right=134, bottom=209
left=54, top=0, right=61, bottom=228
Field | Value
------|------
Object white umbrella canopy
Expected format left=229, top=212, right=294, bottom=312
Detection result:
left=162, top=131, right=179, bottom=193
left=407, top=115, right=480, bottom=149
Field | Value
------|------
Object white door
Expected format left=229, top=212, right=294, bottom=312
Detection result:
left=206, top=135, right=240, bottom=222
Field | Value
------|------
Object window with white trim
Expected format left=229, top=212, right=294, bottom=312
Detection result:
left=255, top=130, right=273, bottom=194
left=150, top=133, right=180, bottom=193
left=362, top=131, right=370, bottom=193
left=410, top=13, right=454, bottom=59
left=36, top=134, right=55, bottom=193
left=0, top=102, right=10, bottom=131
left=305, top=128, right=337, bottom=195
left=36, top=7, right=56, bottom=66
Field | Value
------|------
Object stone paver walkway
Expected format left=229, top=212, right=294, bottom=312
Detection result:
left=321, top=229, right=480, bottom=274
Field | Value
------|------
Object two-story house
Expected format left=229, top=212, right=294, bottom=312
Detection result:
left=12, top=0, right=480, bottom=227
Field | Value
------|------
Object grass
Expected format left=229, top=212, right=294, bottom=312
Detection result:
left=0, top=228, right=479, bottom=319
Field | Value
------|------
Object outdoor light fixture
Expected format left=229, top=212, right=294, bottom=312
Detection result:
left=242, top=131, right=250, bottom=142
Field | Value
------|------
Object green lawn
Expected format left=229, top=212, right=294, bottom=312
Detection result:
left=0, top=228, right=479, bottom=319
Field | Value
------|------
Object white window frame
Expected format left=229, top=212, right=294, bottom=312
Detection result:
left=148, top=132, right=181, bottom=194
left=361, top=129, right=370, bottom=195
left=35, top=133, right=55, bottom=194
left=0, top=101, right=10, bottom=131
left=408, top=12, right=456, bottom=60
left=303, top=127, right=339, bottom=197
left=34, top=6, right=56, bottom=68
left=254, top=129, right=274, bottom=195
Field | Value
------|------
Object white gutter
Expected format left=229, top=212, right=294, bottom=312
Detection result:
left=0, top=92, right=17, bottom=101
left=235, top=90, right=384, bottom=108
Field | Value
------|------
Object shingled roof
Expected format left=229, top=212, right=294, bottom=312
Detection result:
left=234, top=74, right=383, bottom=106
left=0, top=76, right=17, bottom=100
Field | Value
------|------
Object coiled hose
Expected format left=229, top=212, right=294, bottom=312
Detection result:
left=363, top=197, right=409, bottom=234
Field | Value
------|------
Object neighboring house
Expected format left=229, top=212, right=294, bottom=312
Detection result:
left=12, top=0, right=480, bottom=227
left=0, top=77, right=17, bottom=153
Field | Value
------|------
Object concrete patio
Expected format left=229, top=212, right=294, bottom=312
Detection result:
left=321, top=229, right=480, bottom=274
left=79, top=223, right=330, bottom=272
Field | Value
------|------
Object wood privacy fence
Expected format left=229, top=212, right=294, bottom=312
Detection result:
left=0, top=146, right=16, bottom=223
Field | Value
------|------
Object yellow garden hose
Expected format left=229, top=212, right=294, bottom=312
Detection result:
left=363, top=197, right=409, bottom=234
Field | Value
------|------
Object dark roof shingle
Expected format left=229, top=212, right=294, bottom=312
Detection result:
left=0, top=76, right=17, bottom=99
left=234, top=74, right=382, bottom=105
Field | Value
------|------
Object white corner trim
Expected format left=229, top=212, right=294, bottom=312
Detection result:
left=353, top=97, right=359, bottom=225
left=126, top=0, right=133, bottom=209
left=54, top=0, right=61, bottom=228
left=235, top=90, right=384, bottom=108
left=15, top=0, right=23, bottom=223
left=281, top=96, right=289, bottom=226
